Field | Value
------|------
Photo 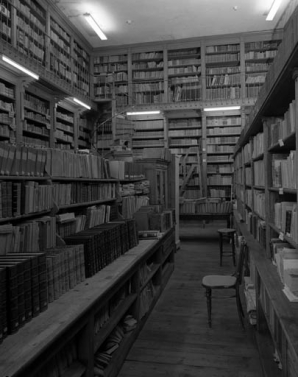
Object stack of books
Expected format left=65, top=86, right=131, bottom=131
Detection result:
left=0, top=252, right=47, bottom=338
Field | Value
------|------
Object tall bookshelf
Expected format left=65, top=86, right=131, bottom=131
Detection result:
left=166, top=111, right=203, bottom=201
left=15, top=0, right=46, bottom=66
left=0, top=75, right=16, bottom=143
left=93, top=53, right=128, bottom=106
left=23, top=89, right=51, bottom=148
left=73, top=39, right=90, bottom=97
left=233, top=7, right=298, bottom=376
left=131, top=50, right=164, bottom=105
left=55, top=102, right=76, bottom=150
left=131, top=115, right=165, bottom=159
left=206, top=110, right=242, bottom=199
left=205, top=42, right=241, bottom=101
left=167, top=46, right=201, bottom=102
left=244, top=39, right=281, bottom=100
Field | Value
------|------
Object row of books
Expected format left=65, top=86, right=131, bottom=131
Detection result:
left=271, top=240, right=298, bottom=298
left=196, top=200, right=233, bottom=214
left=52, top=182, right=116, bottom=207
left=121, top=196, right=149, bottom=219
left=64, top=219, right=139, bottom=278
left=33, top=339, right=78, bottom=377
left=0, top=216, right=56, bottom=255
left=207, top=174, right=232, bottom=185
left=274, top=202, right=298, bottom=243
left=253, top=190, right=266, bottom=219
left=0, top=143, right=111, bottom=179
left=252, top=132, right=264, bottom=158
left=254, top=160, right=265, bottom=186
left=0, top=252, right=47, bottom=340
left=272, top=152, right=297, bottom=189
left=45, top=245, right=85, bottom=303
left=268, top=101, right=296, bottom=147
left=0, top=181, right=53, bottom=219
left=94, top=315, right=137, bottom=376
left=207, top=126, right=241, bottom=135
left=245, top=211, right=266, bottom=249
left=108, top=160, right=145, bottom=180
left=209, top=188, right=231, bottom=198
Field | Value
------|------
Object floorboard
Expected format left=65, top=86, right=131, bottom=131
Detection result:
left=118, top=220, right=266, bottom=377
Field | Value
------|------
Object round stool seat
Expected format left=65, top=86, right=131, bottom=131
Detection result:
left=218, top=228, right=236, bottom=234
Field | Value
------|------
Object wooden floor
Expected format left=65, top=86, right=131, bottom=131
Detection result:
left=118, top=220, right=265, bottom=377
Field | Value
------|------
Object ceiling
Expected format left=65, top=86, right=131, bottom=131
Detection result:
left=54, top=0, right=292, bottom=49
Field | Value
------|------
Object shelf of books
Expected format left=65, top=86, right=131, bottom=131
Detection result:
left=73, top=40, right=90, bottom=97
left=93, top=53, right=128, bottom=106
left=205, top=42, right=241, bottom=101
left=131, top=50, right=164, bottom=105
left=244, top=39, right=281, bottom=100
left=167, top=46, right=201, bottom=103
left=206, top=111, right=241, bottom=199
left=0, top=214, right=175, bottom=377
left=233, top=8, right=298, bottom=376
left=55, top=103, right=75, bottom=150
left=23, top=89, right=51, bottom=148
left=0, top=76, right=16, bottom=142
left=167, top=113, right=203, bottom=206
left=0, top=0, right=12, bottom=44
left=49, top=16, right=72, bottom=84
left=15, top=0, right=46, bottom=66
left=130, top=115, right=165, bottom=159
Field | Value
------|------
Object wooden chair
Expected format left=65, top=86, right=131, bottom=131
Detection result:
left=202, top=236, right=248, bottom=328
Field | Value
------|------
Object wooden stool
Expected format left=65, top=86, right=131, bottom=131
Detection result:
left=217, top=228, right=236, bottom=266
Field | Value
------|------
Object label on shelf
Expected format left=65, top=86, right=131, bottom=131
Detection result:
left=278, top=139, right=284, bottom=147
left=9, top=111, right=14, bottom=118
left=46, top=123, right=51, bottom=129
left=279, top=232, right=284, bottom=241
left=279, top=188, right=284, bottom=195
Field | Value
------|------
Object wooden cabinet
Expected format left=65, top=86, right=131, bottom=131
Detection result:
left=0, top=228, right=175, bottom=377
left=136, top=158, right=169, bottom=207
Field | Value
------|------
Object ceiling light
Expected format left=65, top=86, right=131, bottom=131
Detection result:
left=266, top=0, right=283, bottom=21
left=84, top=13, right=107, bottom=40
left=126, top=111, right=161, bottom=115
left=203, top=106, right=241, bottom=112
left=2, top=55, right=39, bottom=80
left=73, top=98, right=91, bottom=110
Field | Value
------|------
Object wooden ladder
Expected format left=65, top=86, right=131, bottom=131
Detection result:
left=179, top=146, right=203, bottom=198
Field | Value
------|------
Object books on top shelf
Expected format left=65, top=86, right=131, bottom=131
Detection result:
left=0, top=143, right=111, bottom=179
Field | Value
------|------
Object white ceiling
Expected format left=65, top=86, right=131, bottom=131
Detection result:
left=54, top=0, right=292, bottom=49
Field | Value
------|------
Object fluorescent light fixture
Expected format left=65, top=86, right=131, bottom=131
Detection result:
left=73, top=98, right=91, bottom=110
left=126, top=111, right=161, bottom=115
left=203, top=106, right=241, bottom=112
left=2, top=55, right=39, bottom=80
left=266, top=0, right=283, bottom=21
left=84, top=13, right=107, bottom=40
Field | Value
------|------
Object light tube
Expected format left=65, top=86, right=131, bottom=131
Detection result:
left=73, top=98, right=91, bottom=110
left=266, top=0, right=283, bottom=21
left=203, top=106, right=240, bottom=112
left=126, top=111, right=161, bottom=115
left=2, top=55, right=39, bottom=80
left=84, top=13, right=107, bottom=40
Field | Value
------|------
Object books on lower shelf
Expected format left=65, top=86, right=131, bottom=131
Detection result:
left=274, top=201, right=297, bottom=242
left=272, top=152, right=297, bottom=189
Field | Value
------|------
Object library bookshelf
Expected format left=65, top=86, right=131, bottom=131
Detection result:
left=0, top=228, right=176, bottom=377
left=233, top=6, right=298, bottom=377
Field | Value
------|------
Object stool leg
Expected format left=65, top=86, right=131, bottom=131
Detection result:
left=235, top=285, right=245, bottom=329
left=219, top=235, right=223, bottom=266
left=232, top=235, right=236, bottom=266
left=205, top=288, right=212, bottom=327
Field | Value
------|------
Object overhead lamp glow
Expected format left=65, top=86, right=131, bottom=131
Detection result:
left=2, top=55, right=39, bottom=80
left=126, top=111, right=161, bottom=115
left=73, top=98, right=91, bottom=110
left=266, top=0, right=283, bottom=21
left=84, top=13, right=107, bottom=40
left=203, top=106, right=240, bottom=112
